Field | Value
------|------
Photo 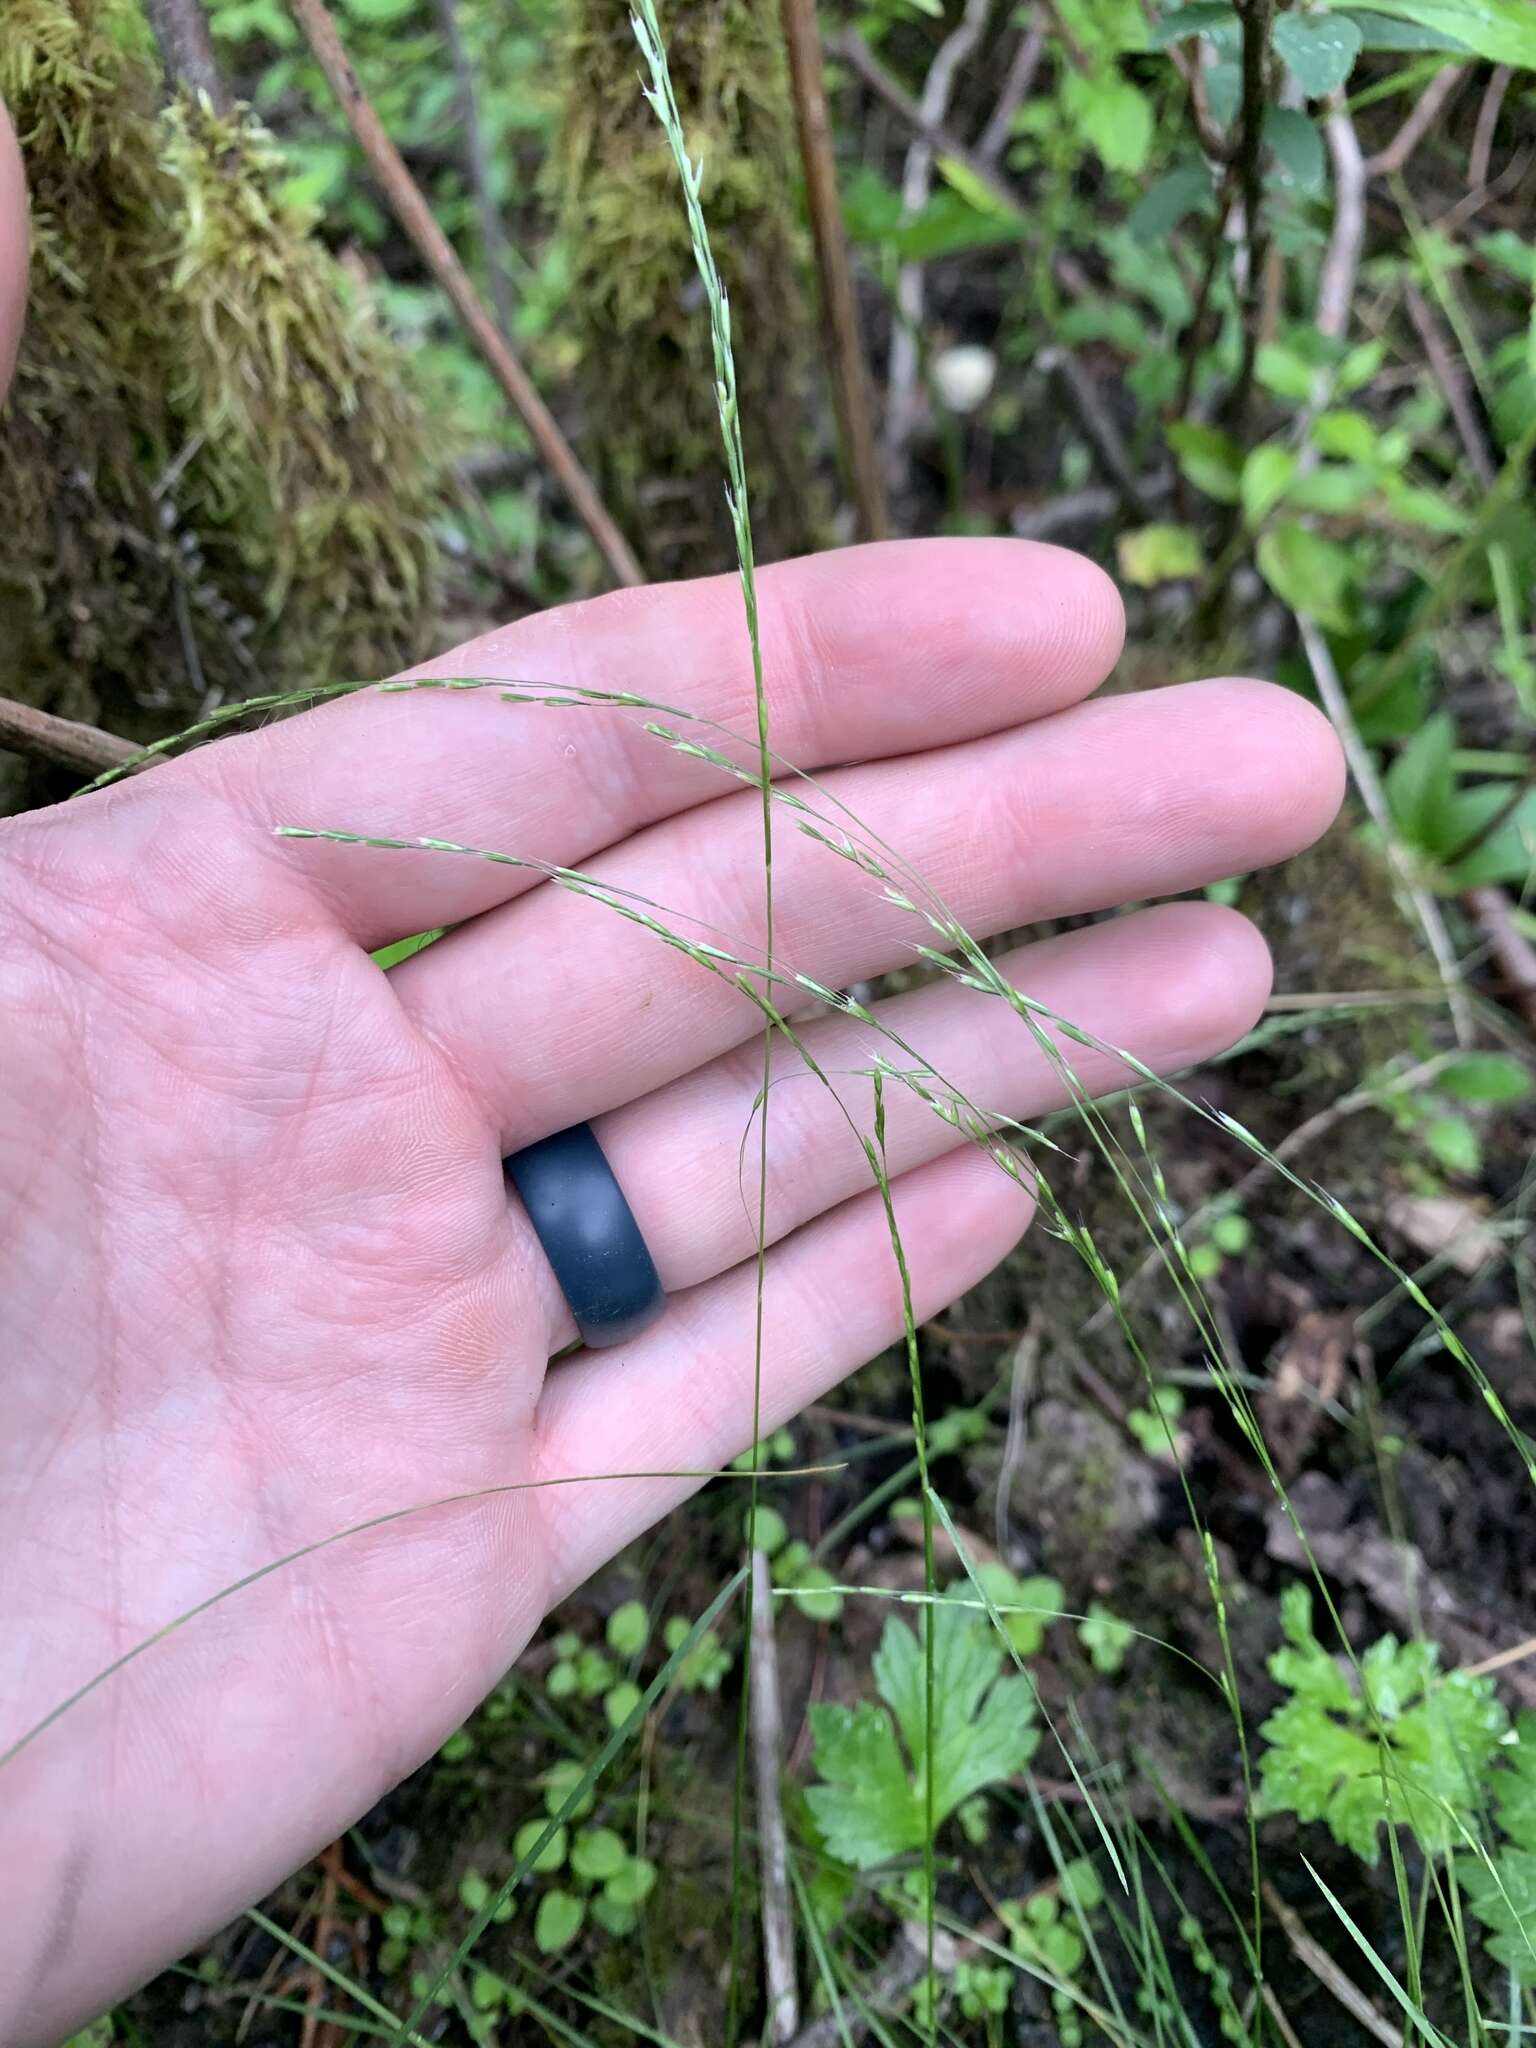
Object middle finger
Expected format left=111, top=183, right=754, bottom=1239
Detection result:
left=392, top=676, right=1341, bottom=1149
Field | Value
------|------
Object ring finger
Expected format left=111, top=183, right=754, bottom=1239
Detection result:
left=517, top=898, right=1268, bottom=1349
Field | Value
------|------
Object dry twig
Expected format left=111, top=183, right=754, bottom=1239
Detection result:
left=1366, top=62, right=1468, bottom=177
left=1299, top=618, right=1474, bottom=1045
left=751, top=1549, right=799, bottom=2044
left=0, top=696, right=138, bottom=778
left=430, top=0, right=516, bottom=340
left=976, top=13, right=1046, bottom=163
left=780, top=0, right=889, bottom=540
left=1470, top=65, right=1513, bottom=190
left=142, top=0, right=230, bottom=107
left=286, top=0, right=645, bottom=589
left=1260, top=1881, right=1401, bottom=2048
left=1465, top=885, right=1536, bottom=1034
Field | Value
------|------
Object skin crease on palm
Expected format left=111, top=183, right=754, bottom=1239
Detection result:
left=0, top=100, right=1346, bottom=2045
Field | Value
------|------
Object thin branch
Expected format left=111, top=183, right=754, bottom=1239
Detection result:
left=1469, top=64, right=1513, bottom=190
left=429, top=0, right=516, bottom=341
left=884, top=0, right=994, bottom=471
left=1036, top=345, right=1152, bottom=516
left=1225, top=0, right=1274, bottom=433
left=750, top=1550, right=798, bottom=2044
left=1298, top=616, right=1474, bottom=1045
left=1317, top=104, right=1367, bottom=346
left=832, top=32, right=1024, bottom=221
left=1365, top=62, right=1468, bottom=178
left=285, top=0, right=645, bottom=589
left=1404, top=278, right=1496, bottom=489
left=141, top=0, right=230, bottom=108
left=780, top=0, right=889, bottom=540
left=0, top=696, right=138, bottom=778
left=975, top=13, right=1046, bottom=165
left=1465, top=886, right=1536, bottom=1034
left=786, top=1925, right=932, bottom=2048
left=1260, top=1883, right=1403, bottom=2048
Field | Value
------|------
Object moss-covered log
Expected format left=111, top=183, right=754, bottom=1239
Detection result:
left=0, top=0, right=442, bottom=736
left=555, top=0, right=825, bottom=579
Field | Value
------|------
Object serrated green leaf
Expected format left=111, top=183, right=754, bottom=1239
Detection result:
left=807, top=1592, right=1038, bottom=1870
left=1275, top=9, right=1364, bottom=92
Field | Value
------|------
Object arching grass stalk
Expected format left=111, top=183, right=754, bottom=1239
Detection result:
left=625, top=8, right=780, bottom=2038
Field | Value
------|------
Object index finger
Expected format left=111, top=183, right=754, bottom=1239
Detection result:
left=186, top=538, right=1124, bottom=945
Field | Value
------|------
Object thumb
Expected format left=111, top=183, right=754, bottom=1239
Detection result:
left=0, top=100, right=28, bottom=404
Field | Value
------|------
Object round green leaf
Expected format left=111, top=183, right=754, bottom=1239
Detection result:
left=745, top=1504, right=788, bottom=1554
left=534, top=1888, right=585, bottom=1955
left=605, top=1855, right=658, bottom=1909
left=606, top=1599, right=651, bottom=1657
left=514, top=1818, right=567, bottom=1874
left=571, top=1826, right=627, bottom=1882
left=605, top=1679, right=644, bottom=1728
left=1274, top=10, right=1362, bottom=95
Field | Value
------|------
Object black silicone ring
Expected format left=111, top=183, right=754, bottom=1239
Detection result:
left=505, top=1123, right=665, bottom=1350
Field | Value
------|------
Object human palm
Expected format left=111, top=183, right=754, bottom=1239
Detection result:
left=0, top=544, right=1344, bottom=2042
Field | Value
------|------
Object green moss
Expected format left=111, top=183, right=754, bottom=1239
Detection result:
left=555, top=0, right=824, bottom=578
left=0, top=0, right=441, bottom=735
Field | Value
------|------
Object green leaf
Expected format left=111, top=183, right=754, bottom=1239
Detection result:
left=1168, top=421, right=1243, bottom=501
left=1340, top=5, right=1470, bottom=46
left=570, top=1826, right=627, bottom=1882
left=745, top=1505, right=788, bottom=1555
left=1312, top=409, right=1379, bottom=463
left=790, top=1565, right=845, bottom=1622
left=1384, top=713, right=1457, bottom=852
left=604, top=1855, right=657, bottom=1908
left=542, top=1759, right=596, bottom=1821
left=604, top=1680, right=643, bottom=1728
left=1447, top=787, right=1536, bottom=886
left=1259, top=1581, right=1508, bottom=1864
left=1242, top=443, right=1299, bottom=525
left=1150, top=1, right=1243, bottom=48
left=606, top=1600, right=650, bottom=1657
left=1265, top=107, right=1327, bottom=192
left=1079, top=1603, right=1134, bottom=1673
left=514, top=1818, right=568, bottom=1874
left=1288, top=462, right=1375, bottom=513
left=1129, top=161, right=1217, bottom=238
left=534, top=1889, right=585, bottom=1955
left=1341, top=0, right=1536, bottom=66
left=806, top=1590, right=1038, bottom=1870
left=590, top=1894, right=639, bottom=1937
left=1424, top=1114, right=1481, bottom=1177
left=1257, top=342, right=1322, bottom=402
left=1117, top=524, right=1206, bottom=585
left=1274, top=9, right=1364, bottom=92
left=1439, top=1053, right=1532, bottom=1103
left=1257, top=522, right=1355, bottom=627
left=1061, top=68, right=1155, bottom=174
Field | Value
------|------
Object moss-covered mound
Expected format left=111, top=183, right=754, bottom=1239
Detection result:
left=0, top=0, right=443, bottom=732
